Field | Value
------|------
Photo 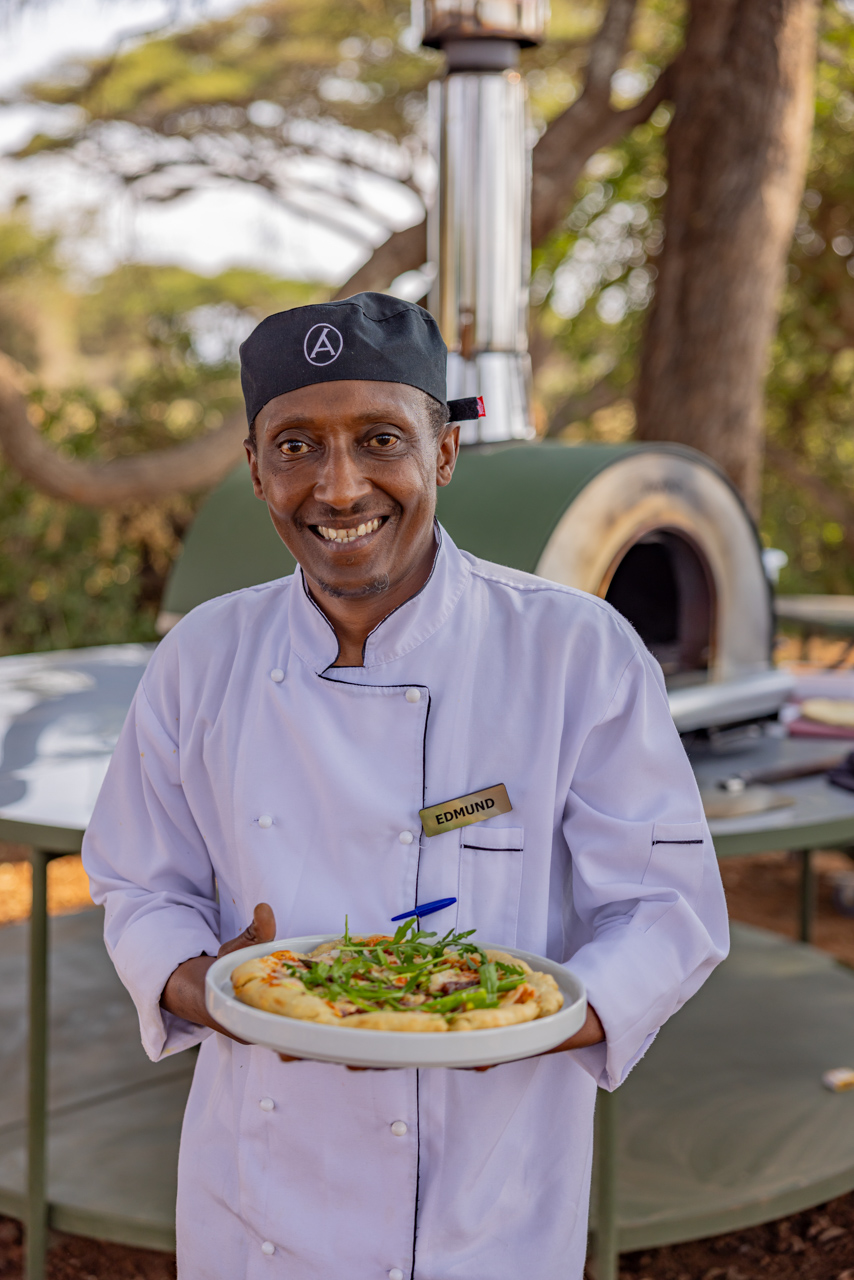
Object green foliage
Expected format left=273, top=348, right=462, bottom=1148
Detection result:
left=15, top=0, right=603, bottom=147
left=759, top=0, right=854, bottom=593
left=10, top=0, right=621, bottom=240
left=519, top=0, right=680, bottom=436
left=0, top=206, right=324, bottom=655
left=530, top=102, right=670, bottom=437
left=526, top=0, right=854, bottom=600
left=19, top=0, right=433, bottom=141
left=6, top=0, right=854, bottom=640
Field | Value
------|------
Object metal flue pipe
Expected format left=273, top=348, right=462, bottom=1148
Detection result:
left=415, top=0, right=549, bottom=443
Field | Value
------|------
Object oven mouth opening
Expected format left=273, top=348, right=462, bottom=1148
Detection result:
left=602, top=530, right=715, bottom=683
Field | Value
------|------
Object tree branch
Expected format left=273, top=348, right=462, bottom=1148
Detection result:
left=337, top=0, right=673, bottom=298
left=0, top=355, right=248, bottom=508
left=545, top=377, right=634, bottom=437
left=584, top=0, right=640, bottom=98
left=335, top=221, right=430, bottom=298
left=531, top=62, right=671, bottom=245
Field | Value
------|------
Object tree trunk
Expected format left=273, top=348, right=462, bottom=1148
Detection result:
left=634, top=0, right=817, bottom=512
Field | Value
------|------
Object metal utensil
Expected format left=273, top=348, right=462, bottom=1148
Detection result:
left=716, top=753, right=848, bottom=793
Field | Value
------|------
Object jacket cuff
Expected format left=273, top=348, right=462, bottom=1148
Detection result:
left=108, top=905, right=221, bottom=1062
left=566, top=916, right=708, bottom=1089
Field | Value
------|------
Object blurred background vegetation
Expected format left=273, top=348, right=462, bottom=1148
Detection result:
left=1, top=0, right=853, bottom=653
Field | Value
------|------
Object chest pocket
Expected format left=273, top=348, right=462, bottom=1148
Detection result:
left=456, top=825, right=525, bottom=948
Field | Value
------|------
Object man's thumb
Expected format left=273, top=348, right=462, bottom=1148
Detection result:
left=217, top=902, right=277, bottom=957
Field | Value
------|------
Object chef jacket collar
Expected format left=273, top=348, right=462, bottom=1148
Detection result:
left=288, top=522, right=471, bottom=674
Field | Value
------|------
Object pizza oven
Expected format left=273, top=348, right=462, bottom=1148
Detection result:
left=433, top=440, right=793, bottom=734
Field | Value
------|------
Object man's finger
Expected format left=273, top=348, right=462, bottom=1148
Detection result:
left=217, top=902, right=277, bottom=957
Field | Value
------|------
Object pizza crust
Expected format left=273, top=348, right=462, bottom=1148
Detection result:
left=449, top=996, right=540, bottom=1031
left=231, top=954, right=343, bottom=1025
left=339, top=1010, right=449, bottom=1032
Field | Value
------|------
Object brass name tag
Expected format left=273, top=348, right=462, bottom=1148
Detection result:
left=420, top=783, right=512, bottom=838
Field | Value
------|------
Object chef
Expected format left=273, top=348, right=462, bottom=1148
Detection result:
left=83, top=292, right=729, bottom=1280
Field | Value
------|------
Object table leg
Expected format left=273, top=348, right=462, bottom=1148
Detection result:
left=26, top=849, right=54, bottom=1280
left=798, top=849, right=815, bottom=944
left=595, top=1087, right=619, bottom=1280
left=831, top=637, right=854, bottom=669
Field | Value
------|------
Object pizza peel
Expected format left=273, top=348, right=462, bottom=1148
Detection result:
left=206, top=934, right=587, bottom=1069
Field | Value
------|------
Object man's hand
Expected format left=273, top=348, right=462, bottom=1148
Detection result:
left=160, top=902, right=277, bottom=1040
left=543, top=1002, right=605, bottom=1054
left=466, top=1002, right=605, bottom=1071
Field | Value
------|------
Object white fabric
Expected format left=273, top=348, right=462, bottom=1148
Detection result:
left=83, top=527, right=729, bottom=1280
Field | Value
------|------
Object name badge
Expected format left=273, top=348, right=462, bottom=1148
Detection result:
left=420, top=783, right=512, bottom=838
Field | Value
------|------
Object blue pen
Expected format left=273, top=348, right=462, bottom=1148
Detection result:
left=391, top=897, right=457, bottom=922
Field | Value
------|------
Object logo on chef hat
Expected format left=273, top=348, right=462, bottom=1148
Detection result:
left=304, top=324, right=343, bottom=366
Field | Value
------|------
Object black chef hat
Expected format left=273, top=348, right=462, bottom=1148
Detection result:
left=240, top=292, right=448, bottom=427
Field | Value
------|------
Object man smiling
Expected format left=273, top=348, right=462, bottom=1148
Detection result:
left=83, top=292, right=728, bottom=1280
left=246, top=376, right=454, bottom=666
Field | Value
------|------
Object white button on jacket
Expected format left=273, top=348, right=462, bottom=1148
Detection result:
left=83, top=528, right=728, bottom=1280
left=390, top=1121, right=408, bottom=1137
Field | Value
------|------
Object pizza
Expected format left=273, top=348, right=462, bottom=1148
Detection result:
left=230, top=918, right=564, bottom=1032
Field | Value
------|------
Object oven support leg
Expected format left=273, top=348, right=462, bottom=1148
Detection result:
left=798, top=849, right=815, bottom=944
left=594, top=1087, right=619, bottom=1280
left=26, top=849, right=56, bottom=1280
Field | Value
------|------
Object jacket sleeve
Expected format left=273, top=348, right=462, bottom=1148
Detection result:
left=82, top=675, right=222, bottom=1062
left=563, top=645, right=729, bottom=1090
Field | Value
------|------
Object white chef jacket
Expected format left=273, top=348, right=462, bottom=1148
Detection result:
left=83, top=525, right=728, bottom=1280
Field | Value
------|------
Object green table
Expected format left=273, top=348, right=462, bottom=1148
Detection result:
left=592, top=924, right=854, bottom=1254
left=0, top=644, right=153, bottom=1279
left=694, top=734, right=854, bottom=941
left=593, top=731, right=854, bottom=1280
left=3, top=912, right=853, bottom=1280
left=0, top=910, right=193, bottom=1251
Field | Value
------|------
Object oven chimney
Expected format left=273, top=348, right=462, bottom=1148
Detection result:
left=415, top=0, right=548, bottom=443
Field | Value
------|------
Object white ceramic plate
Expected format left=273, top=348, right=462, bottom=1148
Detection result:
left=206, top=934, right=587, bottom=1069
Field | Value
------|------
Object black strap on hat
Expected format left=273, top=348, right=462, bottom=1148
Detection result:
left=447, top=396, right=485, bottom=423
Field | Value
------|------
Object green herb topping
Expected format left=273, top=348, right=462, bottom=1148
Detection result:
left=271, top=919, right=528, bottom=1019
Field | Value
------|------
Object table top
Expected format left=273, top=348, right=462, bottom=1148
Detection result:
left=0, top=645, right=152, bottom=851
left=0, top=645, right=852, bottom=857
left=690, top=734, right=854, bottom=855
left=609, top=922, right=854, bottom=1249
left=776, top=594, right=854, bottom=633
